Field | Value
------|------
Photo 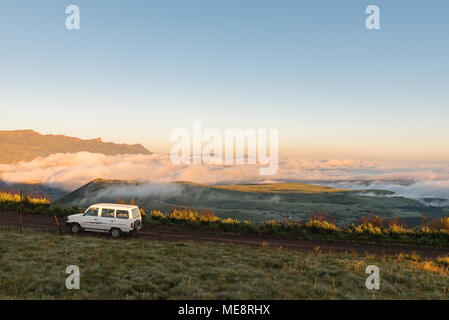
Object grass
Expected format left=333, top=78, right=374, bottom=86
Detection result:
left=212, top=182, right=348, bottom=194
left=177, top=181, right=348, bottom=194
left=0, top=225, right=448, bottom=299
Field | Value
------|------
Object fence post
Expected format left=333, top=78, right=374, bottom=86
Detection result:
left=18, top=189, right=23, bottom=233
left=54, top=215, right=63, bottom=236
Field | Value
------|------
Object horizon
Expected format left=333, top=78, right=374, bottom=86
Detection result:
left=4, top=127, right=449, bottom=164
left=1, top=127, right=449, bottom=200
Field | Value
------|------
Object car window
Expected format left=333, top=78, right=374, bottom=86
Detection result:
left=116, top=210, right=129, bottom=219
left=101, top=208, right=115, bottom=218
left=131, top=208, right=141, bottom=219
left=85, top=207, right=99, bottom=216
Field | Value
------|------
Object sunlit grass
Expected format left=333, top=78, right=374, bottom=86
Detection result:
left=212, top=182, right=348, bottom=194
left=0, top=225, right=447, bottom=299
left=0, top=191, right=77, bottom=217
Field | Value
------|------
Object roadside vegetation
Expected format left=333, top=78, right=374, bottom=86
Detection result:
left=0, top=191, right=78, bottom=217
left=148, top=209, right=449, bottom=247
left=0, top=191, right=50, bottom=205
left=0, top=225, right=448, bottom=299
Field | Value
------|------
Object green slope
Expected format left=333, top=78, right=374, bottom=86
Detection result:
left=212, top=182, right=348, bottom=193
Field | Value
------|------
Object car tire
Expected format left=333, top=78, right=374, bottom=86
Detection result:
left=71, top=223, right=82, bottom=235
left=110, top=228, right=122, bottom=238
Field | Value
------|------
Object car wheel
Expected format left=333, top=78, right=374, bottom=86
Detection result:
left=71, top=223, right=82, bottom=234
left=110, top=228, right=121, bottom=238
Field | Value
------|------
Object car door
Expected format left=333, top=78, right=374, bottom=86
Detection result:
left=80, top=207, right=100, bottom=230
left=98, top=208, right=116, bottom=231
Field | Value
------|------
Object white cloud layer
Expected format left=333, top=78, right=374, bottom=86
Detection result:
left=0, top=152, right=448, bottom=201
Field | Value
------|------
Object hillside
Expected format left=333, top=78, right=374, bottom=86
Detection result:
left=212, top=182, right=348, bottom=193
left=57, top=179, right=449, bottom=225
left=175, top=181, right=348, bottom=193
left=0, top=130, right=151, bottom=164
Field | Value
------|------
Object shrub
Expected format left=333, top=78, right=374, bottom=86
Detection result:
left=387, top=223, right=412, bottom=234
left=428, top=217, right=449, bottom=233
left=308, top=212, right=335, bottom=224
left=436, top=256, right=449, bottom=268
left=305, top=219, right=337, bottom=231
left=419, top=225, right=433, bottom=234
left=221, top=217, right=241, bottom=224
left=387, top=218, right=412, bottom=234
left=355, top=223, right=382, bottom=236
left=150, top=209, right=164, bottom=219
left=359, top=214, right=384, bottom=228
left=163, top=208, right=221, bottom=223
left=304, top=213, right=337, bottom=232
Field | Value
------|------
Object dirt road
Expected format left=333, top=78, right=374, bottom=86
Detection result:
left=1, top=211, right=448, bottom=258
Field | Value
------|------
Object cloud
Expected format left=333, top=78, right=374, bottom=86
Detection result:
left=1, top=152, right=449, bottom=202
left=324, top=179, right=449, bottom=204
left=73, top=182, right=185, bottom=207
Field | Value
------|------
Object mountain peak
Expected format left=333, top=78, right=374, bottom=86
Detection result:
left=0, top=129, right=39, bottom=135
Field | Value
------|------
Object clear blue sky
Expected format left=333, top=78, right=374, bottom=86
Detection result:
left=1, top=0, right=448, bottom=160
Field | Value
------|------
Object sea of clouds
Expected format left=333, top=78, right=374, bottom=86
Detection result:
left=0, top=152, right=448, bottom=203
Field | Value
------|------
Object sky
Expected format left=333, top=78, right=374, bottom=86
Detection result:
left=1, top=0, right=448, bottom=161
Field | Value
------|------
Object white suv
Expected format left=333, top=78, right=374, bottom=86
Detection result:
left=66, top=203, right=143, bottom=238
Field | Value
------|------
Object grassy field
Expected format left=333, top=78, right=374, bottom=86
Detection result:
left=212, top=182, right=348, bottom=193
left=0, top=225, right=448, bottom=299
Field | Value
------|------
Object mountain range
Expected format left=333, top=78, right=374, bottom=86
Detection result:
left=0, top=129, right=151, bottom=164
